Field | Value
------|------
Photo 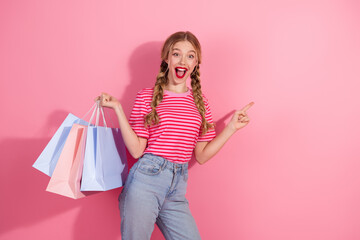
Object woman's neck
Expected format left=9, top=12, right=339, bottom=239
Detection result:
left=164, top=84, right=188, bottom=93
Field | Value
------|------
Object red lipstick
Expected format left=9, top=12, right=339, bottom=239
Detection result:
left=175, top=67, right=187, bottom=79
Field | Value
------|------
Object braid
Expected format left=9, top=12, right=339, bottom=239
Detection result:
left=191, top=65, right=214, bottom=135
left=144, top=60, right=168, bottom=127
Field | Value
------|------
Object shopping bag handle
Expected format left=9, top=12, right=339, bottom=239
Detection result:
left=79, top=101, right=114, bottom=128
left=87, top=101, right=108, bottom=128
left=98, top=102, right=108, bottom=128
left=99, top=103, right=116, bottom=128
left=79, top=102, right=97, bottom=123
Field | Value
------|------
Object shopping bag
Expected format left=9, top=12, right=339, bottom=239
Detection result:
left=33, top=113, right=89, bottom=177
left=46, top=123, right=88, bottom=199
left=80, top=106, right=128, bottom=191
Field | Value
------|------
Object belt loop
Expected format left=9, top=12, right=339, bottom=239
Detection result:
left=161, top=157, right=167, bottom=170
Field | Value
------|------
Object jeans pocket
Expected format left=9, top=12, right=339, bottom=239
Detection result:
left=137, top=157, right=162, bottom=176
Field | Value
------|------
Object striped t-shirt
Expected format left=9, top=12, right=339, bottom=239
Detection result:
left=129, top=87, right=216, bottom=163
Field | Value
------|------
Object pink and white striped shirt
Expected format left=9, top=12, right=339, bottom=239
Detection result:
left=129, top=87, right=216, bottom=163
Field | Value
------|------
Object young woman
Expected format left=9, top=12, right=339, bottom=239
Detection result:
left=96, top=31, right=254, bottom=240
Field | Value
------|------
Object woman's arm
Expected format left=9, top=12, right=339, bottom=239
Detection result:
left=113, top=104, right=148, bottom=159
left=194, top=102, right=254, bottom=164
left=194, top=124, right=236, bottom=164
left=97, top=93, right=147, bottom=159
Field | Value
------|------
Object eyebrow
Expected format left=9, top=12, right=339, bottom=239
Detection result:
left=172, top=48, right=196, bottom=54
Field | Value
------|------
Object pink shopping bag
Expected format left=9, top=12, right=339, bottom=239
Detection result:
left=46, top=123, right=87, bottom=199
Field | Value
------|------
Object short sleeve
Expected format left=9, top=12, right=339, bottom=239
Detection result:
left=197, top=95, right=216, bottom=142
left=128, top=91, right=151, bottom=139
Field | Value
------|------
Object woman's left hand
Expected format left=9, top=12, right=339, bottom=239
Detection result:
left=228, top=102, right=255, bottom=131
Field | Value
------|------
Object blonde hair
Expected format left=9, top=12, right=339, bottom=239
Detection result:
left=144, top=31, right=214, bottom=135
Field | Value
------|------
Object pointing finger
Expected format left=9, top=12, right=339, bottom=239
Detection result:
left=241, top=102, right=255, bottom=112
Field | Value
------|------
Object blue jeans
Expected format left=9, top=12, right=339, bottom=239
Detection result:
left=118, top=153, right=201, bottom=240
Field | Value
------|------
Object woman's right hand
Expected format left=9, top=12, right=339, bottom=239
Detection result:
left=94, top=92, right=121, bottom=109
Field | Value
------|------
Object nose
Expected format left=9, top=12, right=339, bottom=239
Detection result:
left=180, top=55, right=186, bottom=65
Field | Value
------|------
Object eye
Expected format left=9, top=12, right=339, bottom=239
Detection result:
left=173, top=53, right=179, bottom=56
left=188, top=55, right=195, bottom=59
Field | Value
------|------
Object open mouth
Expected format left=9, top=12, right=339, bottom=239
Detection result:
left=175, top=67, right=187, bottom=79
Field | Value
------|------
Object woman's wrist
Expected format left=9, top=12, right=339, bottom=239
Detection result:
left=225, top=122, right=238, bottom=135
left=113, top=102, right=123, bottom=112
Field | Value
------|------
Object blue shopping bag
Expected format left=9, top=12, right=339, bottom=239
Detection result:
left=81, top=107, right=128, bottom=191
left=33, top=113, right=88, bottom=176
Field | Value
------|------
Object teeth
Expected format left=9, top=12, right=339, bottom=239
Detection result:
left=176, top=68, right=186, bottom=72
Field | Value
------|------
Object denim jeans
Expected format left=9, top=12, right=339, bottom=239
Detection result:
left=118, top=153, right=201, bottom=240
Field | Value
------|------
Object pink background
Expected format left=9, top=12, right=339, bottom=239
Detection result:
left=1, top=0, right=360, bottom=239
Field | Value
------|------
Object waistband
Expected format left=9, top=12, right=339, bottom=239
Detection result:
left=141, top=153, right=188, bottom=173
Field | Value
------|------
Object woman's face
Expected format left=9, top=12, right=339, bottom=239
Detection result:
left=165, top=40, right=198, bottom=86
